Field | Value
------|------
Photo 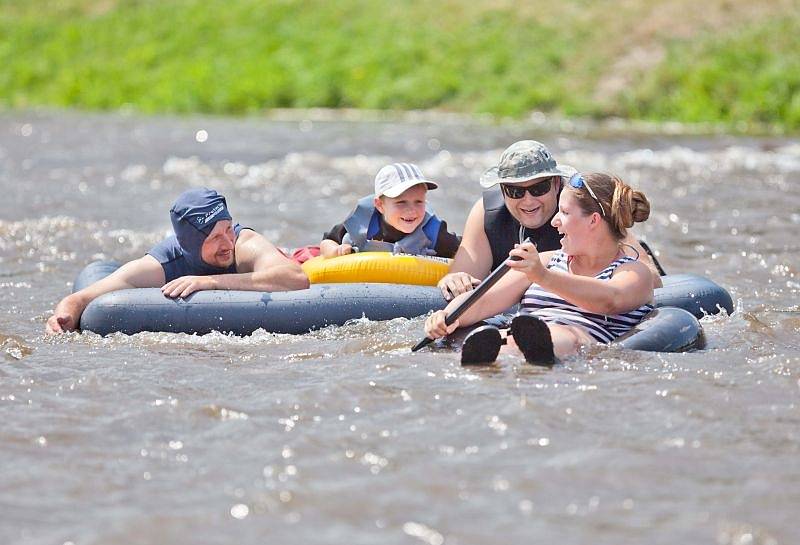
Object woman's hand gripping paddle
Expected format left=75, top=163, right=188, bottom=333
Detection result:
left=411, top=239, right=529, bottom=352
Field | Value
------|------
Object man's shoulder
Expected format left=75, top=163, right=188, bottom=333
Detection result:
left=236, top=226, right=257, bottom=236
left=148, top=235, right=182, bottom=263
left=481, top=186, right=505, bottom=211
left=234, top=226, right=260, bottom=243
left=461, top=197, right=485, bottom=225
left=235, top=228, right=280, bottom=259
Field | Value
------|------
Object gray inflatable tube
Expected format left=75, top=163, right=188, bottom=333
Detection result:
left=75, top=261, right=733, bottom=352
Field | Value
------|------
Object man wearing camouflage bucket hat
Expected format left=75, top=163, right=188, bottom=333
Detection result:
left=437, top=140, right=660, bottom=300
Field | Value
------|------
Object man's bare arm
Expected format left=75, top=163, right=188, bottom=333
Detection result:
left=161, top=230, right=310, bottom=298
left=46, top=255, right=165, bottom=333
left=436, top=199, right=494, bottom=300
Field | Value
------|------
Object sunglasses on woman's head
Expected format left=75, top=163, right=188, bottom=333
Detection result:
left=568, top=173, right=606, bottom=217
left=500, top=177, right=553, bottom=199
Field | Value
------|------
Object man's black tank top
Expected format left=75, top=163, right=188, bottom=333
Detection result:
left=482, top=186, right=562, bottom=270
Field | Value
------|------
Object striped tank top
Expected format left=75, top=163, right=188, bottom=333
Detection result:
left=520, top=251, right=654, bottom=343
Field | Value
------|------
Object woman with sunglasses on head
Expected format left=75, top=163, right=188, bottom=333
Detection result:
left=425, top=172, right=654, bottom=366
left=436, top=140, right=661, bottom=301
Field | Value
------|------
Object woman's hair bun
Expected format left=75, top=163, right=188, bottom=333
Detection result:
left=630, top=190, right=650, bottom=224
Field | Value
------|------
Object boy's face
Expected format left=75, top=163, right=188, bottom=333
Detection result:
left=374, top=184, right=428, bottom=234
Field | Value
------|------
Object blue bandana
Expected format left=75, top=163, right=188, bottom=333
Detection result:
left=169, top=188, right=233, bottom=273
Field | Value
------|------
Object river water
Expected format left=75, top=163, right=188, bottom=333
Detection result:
left=1, top=111, right=798, bottom=545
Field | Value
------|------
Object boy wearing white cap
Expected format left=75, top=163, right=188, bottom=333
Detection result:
left=319, top=163, right=460, bottom=258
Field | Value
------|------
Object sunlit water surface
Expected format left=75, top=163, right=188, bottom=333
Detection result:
left=1, top=111, right=798, bottom=545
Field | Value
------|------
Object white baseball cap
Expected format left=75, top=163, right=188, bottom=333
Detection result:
left=374, top=163, right=438, bottom=198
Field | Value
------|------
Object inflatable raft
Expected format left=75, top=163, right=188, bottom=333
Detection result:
left=302, top=252, right=451, bottom=286
left=74, top=259, right=733, bottom=353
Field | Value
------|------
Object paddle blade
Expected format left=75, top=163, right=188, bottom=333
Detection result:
left=410, top=238, right=528, bottom=354
left=411, top=336, right=434, bottom=352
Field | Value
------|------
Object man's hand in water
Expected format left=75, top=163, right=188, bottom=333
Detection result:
left=437, top=272, right=481, bottom=301
left=45, top=294, right=87, bottom=334
left=46, top=308, right=79, bottom=334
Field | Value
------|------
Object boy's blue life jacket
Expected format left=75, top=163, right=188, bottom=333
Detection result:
left=341, top=195, right=441, bottom=256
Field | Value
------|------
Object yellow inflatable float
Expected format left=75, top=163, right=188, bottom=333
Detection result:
left=301, top=252, right=452, bottom=286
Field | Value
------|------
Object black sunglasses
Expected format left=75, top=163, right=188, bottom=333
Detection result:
left=500, top=177, right=554, bottom=199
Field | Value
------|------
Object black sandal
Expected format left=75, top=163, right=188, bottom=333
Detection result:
left=509, top=314, right=556, bottom=367
left=461, top=325, right=504, bottom=366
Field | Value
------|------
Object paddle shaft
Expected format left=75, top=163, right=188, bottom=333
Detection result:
left=411, top=244, right=527, bottom=352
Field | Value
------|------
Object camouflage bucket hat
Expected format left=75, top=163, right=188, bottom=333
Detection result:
left=480, top=140, right=574, bottom=188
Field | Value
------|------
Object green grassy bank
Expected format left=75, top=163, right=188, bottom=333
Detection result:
left=2, top=0, right=799, bottom=131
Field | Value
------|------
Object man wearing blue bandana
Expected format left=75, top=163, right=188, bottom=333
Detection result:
left=46, top=188, right=309, bottom=334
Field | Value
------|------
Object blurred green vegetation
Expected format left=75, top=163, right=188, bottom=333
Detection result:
left=622, top=17, right=800, bottom=129
left=1, top=0, right=798, bottom=130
